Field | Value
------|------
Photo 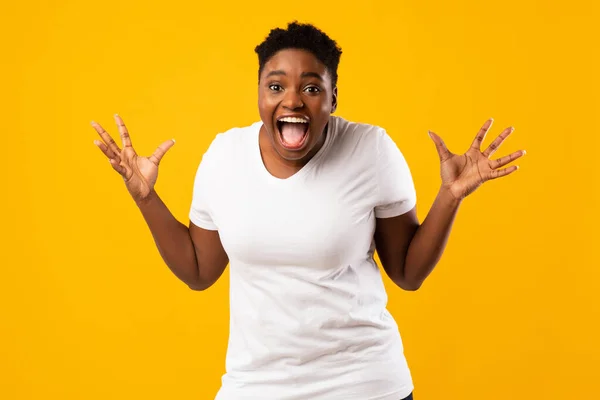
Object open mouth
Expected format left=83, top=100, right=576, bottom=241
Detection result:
left=276, top=116, right=310, bottom=150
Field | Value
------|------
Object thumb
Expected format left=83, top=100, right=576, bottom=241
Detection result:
left=428, top=130, right=451, bottom=161
left=149, top=139, right=176, bottom=166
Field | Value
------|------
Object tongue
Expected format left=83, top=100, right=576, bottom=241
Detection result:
left=280, top=123, right=307, bottom=147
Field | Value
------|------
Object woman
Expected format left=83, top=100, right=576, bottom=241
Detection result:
left=91, top=22, right=525, bottom=400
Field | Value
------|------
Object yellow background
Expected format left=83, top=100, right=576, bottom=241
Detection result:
left=2, top=0, right=598, bottom=399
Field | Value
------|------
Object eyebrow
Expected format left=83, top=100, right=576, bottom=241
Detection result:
left=265, top=70, right=324, bottom=81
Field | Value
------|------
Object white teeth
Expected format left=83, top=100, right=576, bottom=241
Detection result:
left=279, top=116, right=308, bottom=123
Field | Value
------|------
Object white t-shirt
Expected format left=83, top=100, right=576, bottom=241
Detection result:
left=189, top=115, right=417, bottom=400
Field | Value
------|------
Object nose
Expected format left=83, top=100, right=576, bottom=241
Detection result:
left=282, top=89, right=304, bottom=110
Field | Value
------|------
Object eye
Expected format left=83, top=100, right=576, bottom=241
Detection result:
left=269, top=84, right=283, bottom=92
left=304, top=86, right=321, bottom=94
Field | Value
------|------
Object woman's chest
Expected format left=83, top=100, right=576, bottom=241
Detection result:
left=212, top=173, right=377, bottom=268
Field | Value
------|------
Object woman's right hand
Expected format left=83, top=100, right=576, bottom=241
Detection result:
left=91, top=114, right=175, bottom=203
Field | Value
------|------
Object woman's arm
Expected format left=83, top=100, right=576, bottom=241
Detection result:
left=375, top=187, right=460, bottom=291
left=375, top=119, right=524, bottom=291
left=91, top=114, right=228, bottom=291
left=136, top=191, right=228, bottom=291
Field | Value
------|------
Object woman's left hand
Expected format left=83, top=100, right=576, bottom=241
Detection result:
left=428, top=118, right=526, bottom=201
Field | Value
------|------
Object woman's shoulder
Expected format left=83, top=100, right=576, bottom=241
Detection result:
left=330, top=115, right=387, bottom=151
left=332, top=115, right=386, bottom=142
left=204, top=121, right=260, bottom=154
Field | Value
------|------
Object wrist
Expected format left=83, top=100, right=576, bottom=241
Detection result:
left=439, top=184, right=463, bottom=208
left=135, top=190, right=159, bottom=208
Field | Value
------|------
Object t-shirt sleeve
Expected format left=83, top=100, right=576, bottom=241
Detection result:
left=374, top=129, right=417, bottom=218
left=189, top=134, right=223, bottom=230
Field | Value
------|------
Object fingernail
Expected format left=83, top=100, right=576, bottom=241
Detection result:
left=90, top=120, right=95, bottom=125
left=172, top=138, right=176, bottom=143
left=114, top=113, right=119, bottom=117
left=93, top=140, right=100, bottom=146
left=522, top=150, right=527, bottom=155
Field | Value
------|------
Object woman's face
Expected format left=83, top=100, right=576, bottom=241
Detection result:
left=258, top=48, right=337, bottom=162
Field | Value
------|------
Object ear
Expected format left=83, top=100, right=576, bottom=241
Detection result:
left=331, top=86, right=338, bottom=113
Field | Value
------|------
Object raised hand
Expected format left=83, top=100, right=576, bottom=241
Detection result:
left=91, top=114, right=175, bottom=202
left=428, top=118, right=526, bottom=200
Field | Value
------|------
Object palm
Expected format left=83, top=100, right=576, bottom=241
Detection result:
left=91, top=115, right=175, bottom=202
left=429, top=119, right=525, bottom=200
left=119, top=148, right=159, bottom=199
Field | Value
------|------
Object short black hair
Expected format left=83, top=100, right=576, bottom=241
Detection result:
left=254, top=21, right=342, bottom=88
